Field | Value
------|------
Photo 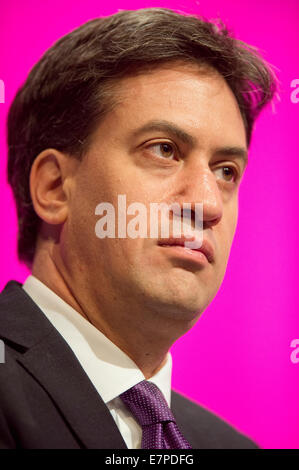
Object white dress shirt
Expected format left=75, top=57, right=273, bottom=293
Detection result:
left=22, top=275, right=172, bottom=449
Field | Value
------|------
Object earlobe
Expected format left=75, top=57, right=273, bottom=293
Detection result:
left=30, top=149, right=69, bottom=226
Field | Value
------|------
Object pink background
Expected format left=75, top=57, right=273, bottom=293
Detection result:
left=0, top=0, right=298, bottom=449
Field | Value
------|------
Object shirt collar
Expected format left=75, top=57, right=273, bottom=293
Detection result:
left=22, top=275, right=172, bottom=405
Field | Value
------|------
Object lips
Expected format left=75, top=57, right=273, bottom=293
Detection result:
left=157, top=236, right=215, bottom=263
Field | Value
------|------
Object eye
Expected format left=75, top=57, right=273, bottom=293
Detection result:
left=148, top=142, right=177, bottom=160
left=214, top=165, right=238, bottom=183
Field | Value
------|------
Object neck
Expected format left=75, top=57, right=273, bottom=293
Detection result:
left=32, top=243, right=194, bottom=379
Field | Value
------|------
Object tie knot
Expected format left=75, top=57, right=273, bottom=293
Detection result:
left=119, top=381, right=175, bottom=426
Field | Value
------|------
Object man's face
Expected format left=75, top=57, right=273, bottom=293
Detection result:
left=62, top=62, right=247, bottom=321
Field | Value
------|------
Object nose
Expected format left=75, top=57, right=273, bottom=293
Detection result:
left=175, top=163, right=223, bottom=230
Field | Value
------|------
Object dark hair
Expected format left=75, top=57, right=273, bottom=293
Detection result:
left=7, top=7, right=277, bottom=267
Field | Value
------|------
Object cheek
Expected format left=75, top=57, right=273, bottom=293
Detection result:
left=230, top=200, right=239, bottom=238
left=228, top=209, right=238, bottom=243
left=218, top=202, right=239, bottom=259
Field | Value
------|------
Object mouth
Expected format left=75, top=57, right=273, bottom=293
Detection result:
left=157, top=236, right=215, bottom=265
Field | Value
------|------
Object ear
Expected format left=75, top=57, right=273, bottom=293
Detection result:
left=29, top=149, right=75, bottom=226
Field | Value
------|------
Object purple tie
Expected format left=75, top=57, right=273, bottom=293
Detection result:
left=119, top=380, right=192, bottom=449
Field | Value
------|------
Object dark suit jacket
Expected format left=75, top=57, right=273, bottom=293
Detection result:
left=0, top=281, right=258, bottom=449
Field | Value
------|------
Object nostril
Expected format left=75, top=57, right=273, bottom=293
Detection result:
left=203, top=215, right=222, bottom=230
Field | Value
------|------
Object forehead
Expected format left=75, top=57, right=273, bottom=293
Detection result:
left=95, top=62, right=247, bottom=149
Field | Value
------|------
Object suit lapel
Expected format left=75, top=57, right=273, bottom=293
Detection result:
left=1, top=281, right=199, bottom=450
left=171, top=390, right=200, bottom=449
left=1, top=281, right=127, bottom=449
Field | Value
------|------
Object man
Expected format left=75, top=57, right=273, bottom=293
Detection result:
left=0, top=8, right=276, bottom=449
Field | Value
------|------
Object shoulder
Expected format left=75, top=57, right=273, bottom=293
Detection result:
left=0, top=280, right=54, bottom=347
left=171, top=390, right=259, bottom=449
left=0, top=280, right=22, bottom=306
left=0, top=280, right=31, bottom=318
left=0, top=280, right=27, bottom=349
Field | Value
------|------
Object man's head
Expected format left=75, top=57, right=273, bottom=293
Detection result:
left=7, top=8, right=276, bottom=327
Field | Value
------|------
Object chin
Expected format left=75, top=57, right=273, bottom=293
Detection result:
left=141, top=282, right=211, bottom=320
left=130, top=265, right=219, bottom=319
left=168, top=296, right=207, bottom=317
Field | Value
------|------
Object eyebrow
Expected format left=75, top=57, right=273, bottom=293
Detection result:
left=131, top=119, right=248, bottom=165
left=131, top=120, right=196, bottom=146
left=214, top=146, right=248, bottom=166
